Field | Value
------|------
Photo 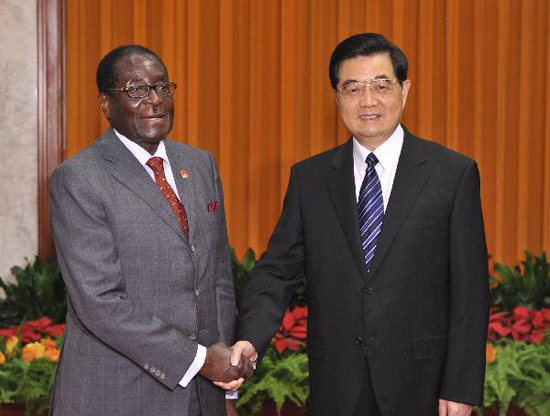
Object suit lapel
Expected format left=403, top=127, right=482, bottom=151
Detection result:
left=165, top=140, right=203, bottom=242
left=368, top=130, right=430, bottom=278
left=99, top=129, right=187, bottom=241
left=325, top=139, right=369, bottom=279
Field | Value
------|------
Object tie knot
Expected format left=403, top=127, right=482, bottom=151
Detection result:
left=366, top=153, right=379, bottom=167
left=146, top=157, right=164, bottom=173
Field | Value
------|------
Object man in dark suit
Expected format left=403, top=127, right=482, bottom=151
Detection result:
left=228, top=33, right=489, bottom=415
left=49, top=45, right=250, bottom=416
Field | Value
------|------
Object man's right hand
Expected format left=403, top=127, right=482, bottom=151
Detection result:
left=199, top=342, right=254, bottom=383
left=231, top=341, right=258, bottom=367
left=213, top=341, right=258, bottom=391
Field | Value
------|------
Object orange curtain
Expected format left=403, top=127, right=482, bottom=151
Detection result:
left=66, top=0, right=550, bottom=267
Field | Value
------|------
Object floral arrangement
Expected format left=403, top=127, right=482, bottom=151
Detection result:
left=477, top=263, right=550, bottom=415
left=480, top=335, right=550, bottom=415
left=0, top=317, right=65, bottom=415
left=488, top=308, right=550, bottom=344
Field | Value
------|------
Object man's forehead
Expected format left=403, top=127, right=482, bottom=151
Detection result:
left=115, top=53, right=167, bottom=81
left=338, top=54, right=394, bottom=80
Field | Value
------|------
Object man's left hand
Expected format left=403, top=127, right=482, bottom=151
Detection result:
left=438, top=399, right=472, bottom=416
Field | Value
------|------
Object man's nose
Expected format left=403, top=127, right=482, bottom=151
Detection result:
left=359, top=85, right=377, bottom=107
left=145, top=87, right=163, bottom=104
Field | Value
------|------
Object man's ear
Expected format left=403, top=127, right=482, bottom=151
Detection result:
left=99, top=93, right=112, bottom=119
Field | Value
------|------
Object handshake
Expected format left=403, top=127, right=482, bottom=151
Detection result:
left=199, top=341, right=258, bottom=391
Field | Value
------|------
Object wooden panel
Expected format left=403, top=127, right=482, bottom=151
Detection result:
left=61, top=0, right=550, bottom=266
left=38, top=0, right=65, bottom=259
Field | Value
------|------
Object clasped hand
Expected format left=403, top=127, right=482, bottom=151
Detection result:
left=199, top=342, right=255, bottom=390
left=212, top=340, right=258, bottom=391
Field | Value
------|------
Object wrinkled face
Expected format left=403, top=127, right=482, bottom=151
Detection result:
left=100, top=54, right=174, bottom=149
left=336, top=53, right=410, bottom=149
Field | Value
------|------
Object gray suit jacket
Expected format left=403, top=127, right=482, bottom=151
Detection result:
left=49, top=128, right=235, bottom=415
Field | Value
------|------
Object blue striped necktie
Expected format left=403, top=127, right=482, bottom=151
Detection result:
left=357, top=153, right=384, bottom=272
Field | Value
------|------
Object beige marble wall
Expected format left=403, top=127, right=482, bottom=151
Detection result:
left=0, top=0, right=38, bottom=283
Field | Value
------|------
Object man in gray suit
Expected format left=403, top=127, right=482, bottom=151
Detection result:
left=49, top=45, right=250, bottom=416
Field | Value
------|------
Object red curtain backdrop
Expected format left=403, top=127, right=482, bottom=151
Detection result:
left=65, top=0, right=550, bottom=266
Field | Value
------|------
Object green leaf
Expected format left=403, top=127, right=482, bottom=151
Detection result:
left=237, top=348, right=309, bottom=415
left=0, top=257, right=67, bottom=327
left=243, top=249, right=257, bottom=272
left=484, top=334, right=550, bottom=414
left=490, top=251, right=549, bottom=311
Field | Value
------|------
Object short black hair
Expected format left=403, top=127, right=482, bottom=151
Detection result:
left=329, top=33, right=408, bottom=90
left=96, top=45, right=167, bottom=94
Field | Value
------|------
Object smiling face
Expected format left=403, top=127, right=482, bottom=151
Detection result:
left=100, top=53, right=174, bottom=154
left=336, top=53, right=410, bottom=150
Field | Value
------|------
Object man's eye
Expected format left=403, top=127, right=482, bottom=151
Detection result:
left=156, top=84, right=168, bottom=92
left=129, top=85, right=147, bottom=93
left=345, top=84, right=362, bottom=94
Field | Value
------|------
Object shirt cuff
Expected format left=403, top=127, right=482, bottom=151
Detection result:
left=179, top=344, right=207, bottom=388
left=226, top=391, right=238, bottom=399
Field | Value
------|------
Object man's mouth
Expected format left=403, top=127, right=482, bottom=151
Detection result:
left=359, top=114, right=380, bottom=121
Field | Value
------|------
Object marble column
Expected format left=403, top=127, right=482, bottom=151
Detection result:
left=0, top=0, right=38, bottom=283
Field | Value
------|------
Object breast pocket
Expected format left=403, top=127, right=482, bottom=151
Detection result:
left=402, top=215, right=447, bottom=230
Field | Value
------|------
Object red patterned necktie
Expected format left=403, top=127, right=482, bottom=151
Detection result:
left=146, top=157, right=189, bottom=236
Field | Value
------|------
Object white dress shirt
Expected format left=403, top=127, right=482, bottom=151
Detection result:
left=353, top=124, right=404, bottom=210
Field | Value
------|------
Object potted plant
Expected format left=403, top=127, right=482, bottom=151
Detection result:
left=476, top=251, right=550, bottom=415
left=0, top=317, right=65, bottom=416
left=479, top=333, right=550, bottom=415
left=0, top=257, right=67, bottom=328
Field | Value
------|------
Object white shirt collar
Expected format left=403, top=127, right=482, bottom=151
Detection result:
left=352, top=124, right=404, bottom=173
left=113, top=128, right=170, bottom=167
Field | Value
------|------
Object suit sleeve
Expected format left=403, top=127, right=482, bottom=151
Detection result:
left=236, top=166, right=306, bottom=355
left=50, top=163, right=198, bottom=390
left=208, top=153, right=236, bottom=346
left=440, top=160, right=489, bottom=405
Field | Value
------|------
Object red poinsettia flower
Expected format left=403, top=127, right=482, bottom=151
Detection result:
left=44, top=324, right=66, bottom=338
left=0, top=328, right=17, bottom=338
left=488, top=307, right=550, bottom=344
left=26, top=317, right=53, bottom=330
left=273, top=306, right=308, bottom=355
left=1, top=317, right=66, bottom=345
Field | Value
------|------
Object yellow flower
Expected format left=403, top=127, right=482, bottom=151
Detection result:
left=486, top=343, right=497, bottom=364
left=45, top=348, right=60, bottom=363
left=6, top=335, right=18, bottom=357
left=40, top=337, right=57, bottom=351
left=0, top=351, right=5, bottom=365
left=22, top=342, right=47, bottom=363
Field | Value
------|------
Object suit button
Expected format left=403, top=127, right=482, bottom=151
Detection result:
left=190, top=245, right=196, bottom=253
left=144, top=364, right=150, bottom=370
left=155, top=370, right=161, bottom=377
left=355, top=337, right=363, bottom=345
left=364, top=286, right=373, bottom=294
left=194, top=288, right=200, bottom=296
left=189, top=333, right=197, bottom=340
left=160, top=373, right=166, bottom=380
left=150, top=367, right=156, bottom=373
